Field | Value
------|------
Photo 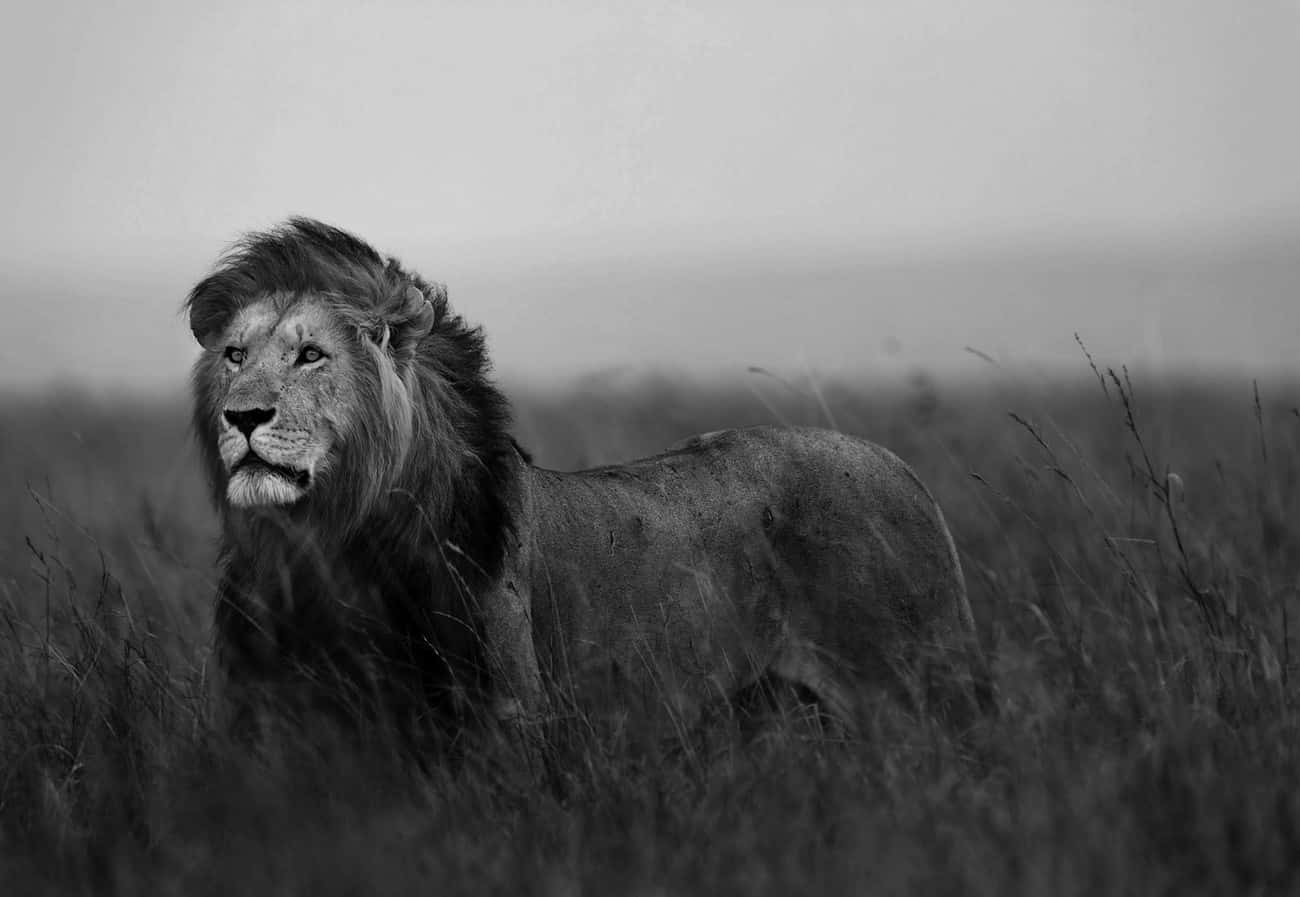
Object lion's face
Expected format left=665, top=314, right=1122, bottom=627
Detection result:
left=208, top=298, right=360, bottom=508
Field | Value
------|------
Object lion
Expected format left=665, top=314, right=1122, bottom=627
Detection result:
left=185, top=217, right=984, bottom=737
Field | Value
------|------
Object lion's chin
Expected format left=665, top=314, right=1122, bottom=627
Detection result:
left=227, top=466, right=309, bottom=507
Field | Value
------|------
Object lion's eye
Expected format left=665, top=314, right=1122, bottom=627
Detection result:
left=297, top=345, right=325, bottom=365
left=224, top=347, right=246, bottom=365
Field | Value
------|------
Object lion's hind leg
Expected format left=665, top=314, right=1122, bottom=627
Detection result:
left=732, top=639, right=858, bottom=737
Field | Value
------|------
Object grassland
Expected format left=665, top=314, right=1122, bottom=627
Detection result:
left=2, top=363, right=1298, bottom=895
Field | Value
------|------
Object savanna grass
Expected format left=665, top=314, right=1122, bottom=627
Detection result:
left=1, top=364, right=1298, bottom=895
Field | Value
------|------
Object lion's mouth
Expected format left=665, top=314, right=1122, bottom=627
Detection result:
left=233, top=453, right=311, bottom=488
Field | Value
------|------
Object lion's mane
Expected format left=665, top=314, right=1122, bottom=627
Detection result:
left=186, top=218, right=520, bottom=723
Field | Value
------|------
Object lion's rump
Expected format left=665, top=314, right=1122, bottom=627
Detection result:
left=516, top=426, right=970, bottom=716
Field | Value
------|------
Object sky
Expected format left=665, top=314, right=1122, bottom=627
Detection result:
left=2, top=0, right=1298, bottom=391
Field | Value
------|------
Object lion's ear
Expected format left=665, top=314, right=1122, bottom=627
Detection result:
left=187, top=290, right=232, bottom=349
left=402, top=284, right=438, bottom=338
left=375, top=283, right=438, bottom=364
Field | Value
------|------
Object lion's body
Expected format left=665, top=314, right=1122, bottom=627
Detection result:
left=185, top=218, right=982, bottom=736
left=506, top=426, right=974, bottom=725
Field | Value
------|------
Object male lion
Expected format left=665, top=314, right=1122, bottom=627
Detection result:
left=186, top=218, right=983, bottom=736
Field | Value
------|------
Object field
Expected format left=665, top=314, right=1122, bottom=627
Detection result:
left=2, top=363, right=1299, bottom=895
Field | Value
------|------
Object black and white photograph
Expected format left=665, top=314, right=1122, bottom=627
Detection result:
left=2, top=2, right=1298, bottom=893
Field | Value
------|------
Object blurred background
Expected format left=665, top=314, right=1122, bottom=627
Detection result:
left=2, top=0, right=1297, bottom=393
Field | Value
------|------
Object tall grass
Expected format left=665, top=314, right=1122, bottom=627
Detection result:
left=1, top=365, right=1298, bottom=895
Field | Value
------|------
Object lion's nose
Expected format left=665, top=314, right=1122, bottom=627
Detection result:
left=223, top=407, right=276, bottom=437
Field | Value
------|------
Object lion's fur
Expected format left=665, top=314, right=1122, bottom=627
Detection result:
left=186, top=218, right=983, bottom=733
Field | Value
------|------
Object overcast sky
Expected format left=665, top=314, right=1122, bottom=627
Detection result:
left=2, top=0, right=1298, bottom=391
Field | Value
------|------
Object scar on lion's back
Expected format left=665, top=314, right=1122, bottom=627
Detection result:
left=667, top=429, right=730, bottom=452
left=580, top=429, right=738, bottom=479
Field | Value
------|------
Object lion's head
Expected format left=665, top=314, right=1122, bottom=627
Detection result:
left=202, top=296, right=365, bottom=507
left=185, top=218, right=512, bottom=544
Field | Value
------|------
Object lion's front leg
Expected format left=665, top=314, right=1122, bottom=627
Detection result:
left=477, top=578, right=545, bottom=724
left=212, top=573, right=281, bottom=740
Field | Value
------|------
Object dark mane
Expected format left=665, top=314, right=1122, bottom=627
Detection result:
left=187, top=217, right=521, bottom=729
left=188, top=217, right=442, bottom=344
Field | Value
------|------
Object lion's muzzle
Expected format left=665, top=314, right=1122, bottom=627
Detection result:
left=219, top=406, right=317, bottom=508
left=224, top=406, right=276, bottom=437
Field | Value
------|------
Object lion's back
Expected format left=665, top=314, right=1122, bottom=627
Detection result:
left=549, top=425, right=961, bottom=597
left=664, top=426, right=952, bottom=542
